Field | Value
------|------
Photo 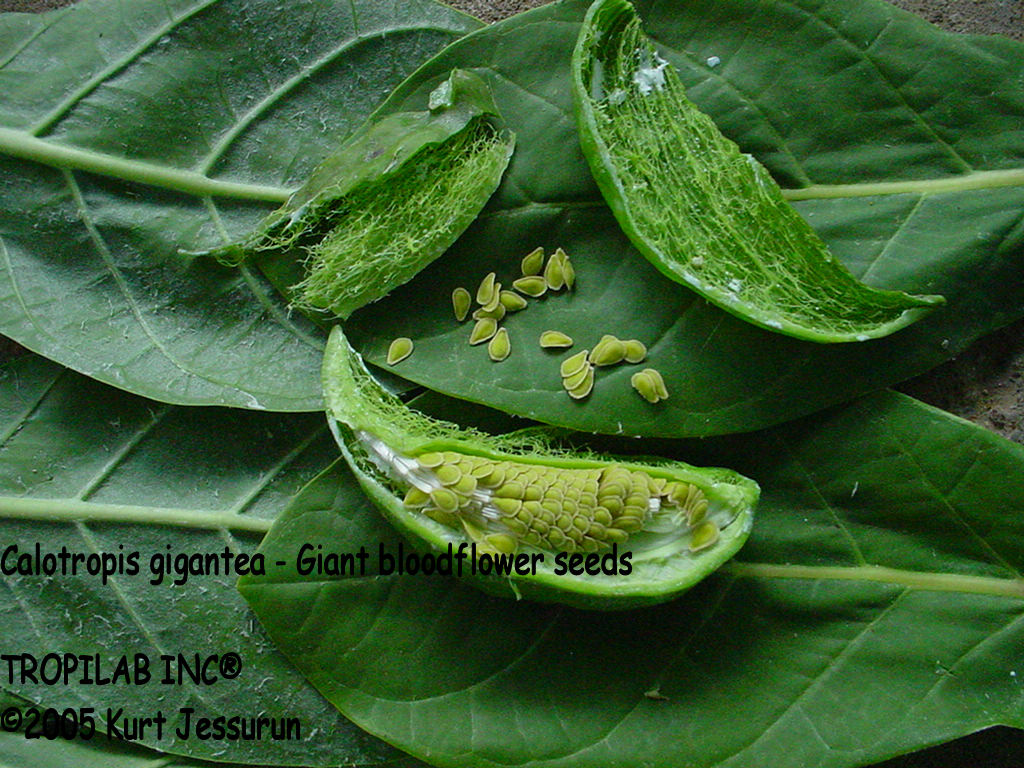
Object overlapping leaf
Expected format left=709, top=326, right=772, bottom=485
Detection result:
left=0, top=0, right=480, bottom=410
left=240, top=390, right=1024, bottom=768
left=0, top=354, right=423, bottom=767
left=347, top=0, right=1024, bottom=436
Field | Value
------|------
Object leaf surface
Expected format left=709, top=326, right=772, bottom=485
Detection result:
left=0, top=0, right=480, bottom=410
left=240, top=389, right=1024, bottom=768
left=346, top=0, right=1024, bottom=436
left=0, top=354, right=422, bottom=767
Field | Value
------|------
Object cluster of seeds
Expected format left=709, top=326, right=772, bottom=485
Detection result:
left=549, top=333, right=662, bottom=401
left=389, top=446, right=719, bottom=555
left=630, top=368, right=669, bottom=403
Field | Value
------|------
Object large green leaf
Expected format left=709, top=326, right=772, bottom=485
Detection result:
left=240, top=390, right=1024, bottom=768
left=0, top=354, right=423, bottom=767
left=0, top=0, right=480, bottom=410
left=346, top=0, right=1024, bottom=436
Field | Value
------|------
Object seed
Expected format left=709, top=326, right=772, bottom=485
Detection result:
left=480, top=282, right=503, bottom=312
left=386, top=337, right=414, bottom=365
left=500, top=290, right=528, bottom=312
left=416, top=452, right=445, bottom=468
left=562, top=363, right=593, bottom=390
left=540, top=330, right=574, bottom=348
left=470, top=317, right=498, bottom=345
left=631, top=368, right=668, bottom=403
left=521, top=246, right=545, bottom=276
left=623, top=339, right=647, bottom=363
left=560, top=349, right=590, bottom=378
left=488, top=328, right=511, bottom=362
left=566, top=366, right=595, bottom=399
left=689, top=520, right=720, bottom=552
left=452, top=287, right=471, bottom=322
left=645, top=368, right=669, bottom=399
left=429, top=488, right=460, bottom=513
left=512, top=275, right=547, bottom=297
left=473, top=304, right=507, bottom=322
left=543, top=251, right=566, bottom=290
left=589, top=334, right=627, bottom=366
left=476, top=272, right=497, bottom=305
left=559, top=249, right=576, bottom=290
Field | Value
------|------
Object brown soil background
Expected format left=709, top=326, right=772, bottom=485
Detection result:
left=1, top=0, right=1023, bottom=765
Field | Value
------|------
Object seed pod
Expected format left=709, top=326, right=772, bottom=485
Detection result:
left=386, top=337, right=414, bottom=365
left=324, top=327, right=759, bottom=609
left=512, top=275, right=548, bottom=298
left=571, top=0, right=943, bottom=341
left=452, top=287, right=472, bottom=322
left=521, top=247, right=545, bottom=276
left=199, top=70, right=515, bottom=320
left=470, top=317, right=498, bottom=345
left=488, top=328, right=511, bottom=362
left=540, top=330, right=574, bottom=349
left=500, top=290, right=528, bottom=312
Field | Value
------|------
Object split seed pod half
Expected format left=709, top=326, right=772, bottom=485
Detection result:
left=323, top=326, right=759, bottom=609
left=196, top=69, right=515, bottom=320
left=571, top=0, right=943, bottom=342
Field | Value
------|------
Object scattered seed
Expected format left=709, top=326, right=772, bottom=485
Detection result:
left=559, top=248, right=576, bottom=290
left=476, top=271, right=497, bottom=305
left=589, top=334, right=627, bottom=366
left=540, top=330, right=574, bottom=348
left=469, top=317, right=498, bottom=345
left=521, top=246, right=545, bottom=276
left=560, top=349, right=590, bottom=378
left=500, top=290, right=528, bottom=312
left=488, top=327, right=511, bottom=361
left=386, top=337, right=414, bottom=365
left=689, top=520, right=720, bottom=552
left=480, top=282, right=503, bottom=313
left=631, top=368, right=669, bottom=403
left=544, top=250, right=566, bottom=290
left=512, top=275, right=547, bottom=297
left=473, top=303, right=507, bottom=322
left=451, top=287, right=471, bottom=322
left=623, top=339, right=647, bottom=363
left=562, top=363, right=593, bottom=390
left=566, top=366, right=595, bottom=399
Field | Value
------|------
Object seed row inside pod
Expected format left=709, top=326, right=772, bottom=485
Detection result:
left=366, top=440, right=722, bottom=556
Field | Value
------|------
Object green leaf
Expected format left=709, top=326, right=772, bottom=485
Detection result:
left=0, top=354, right=422, bottom=767
left=570, top=0, right=943, bottom=343
left=239, top=389, right=1024, bottom=768
left=346, top=0, right=1024, bottom=436
left=0, top=0, right=480, bottom=411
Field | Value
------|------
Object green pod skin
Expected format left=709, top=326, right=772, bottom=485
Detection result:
left=323, top=326, right=759, bottom=610
left=197, top=69, right=514, bottom=320
left=572, top=0, right=944, bottom=343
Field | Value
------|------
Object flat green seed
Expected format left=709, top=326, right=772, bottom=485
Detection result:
left=589, top=335, right=626, bottom=366
left=560, top=250, right=576, bottom=290
left=452, top=287, right=471, bottom=322
left=512, top=275, right=547, bottom=297
left=532, top=518, right=550, bottom=535
left=386, top=337, right=414, bottom=365
left=453, top=474, right=478, bottom=495
left=623, top=339, right=647, bottom=364
left=403, top=487, right=430, bottom=507
left=562, top=363, right=593, bottom=391
left=430, top=488, right=460, bottom=514
left=631, top=370, right=661, bottom=403
left=473, top=304, right=507, bottom=322
left=567, top=367, right=595, bottom=399
left=689, top=520, right=720, bottom=552
left=494, top=481, right=525, bottom=499
left=425, top=507, right=459, bottom=527
left=521, top=246, right=545, bottom=276
left=488, top=327, right=511, bottom=362
left=593, top=508, right=613, bottom=526
left=523, top=531, right=543, bottom=547
left=560, top=349, right=590, bottom=378
left=416, top=452, right=445, bottom=468
left=500, top=290, right=528, bottom=312
left=481, top=282, right=503, bottom=312
left=644, top=368, right=669, bottom=400
left=493, top=497, right=522, bottom=516
left=485, top=534, right=518, bottom=554
left=547, top=528, right=567, bottom=547
left=476, top=271, right=497, bottom=305
left=688, top=500, right=709, bottom=526
left=615, top=517, right=644, bottom=533
left=588, top=522, right=607, bottom=539
left=504, top=518, right=529, bottom=536
left=581, top=538, right=600, bottom=553
left=604, top=527, right=629, bottom=544
left=543, top=251, right=566, bottom=290
left=435, top=463, right=462, bottom=486
left=540, top=330, right=574, bottom=348
left=470, top=317, right=498, bottom=345
left=523, top=485, right=543, bottom=501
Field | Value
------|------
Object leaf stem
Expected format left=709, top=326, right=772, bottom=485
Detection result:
left=0, top=126, right=291, bottom=202
left=727, top=562, right=1024, bottom=599
left=0, top=496, right=273, bottom=533
left=783, top=168, right=1024, bottom=200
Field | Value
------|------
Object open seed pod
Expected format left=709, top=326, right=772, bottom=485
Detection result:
left=323, top=326, right=759, bottom=609
left=197, top=68, right=514, bottom=319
